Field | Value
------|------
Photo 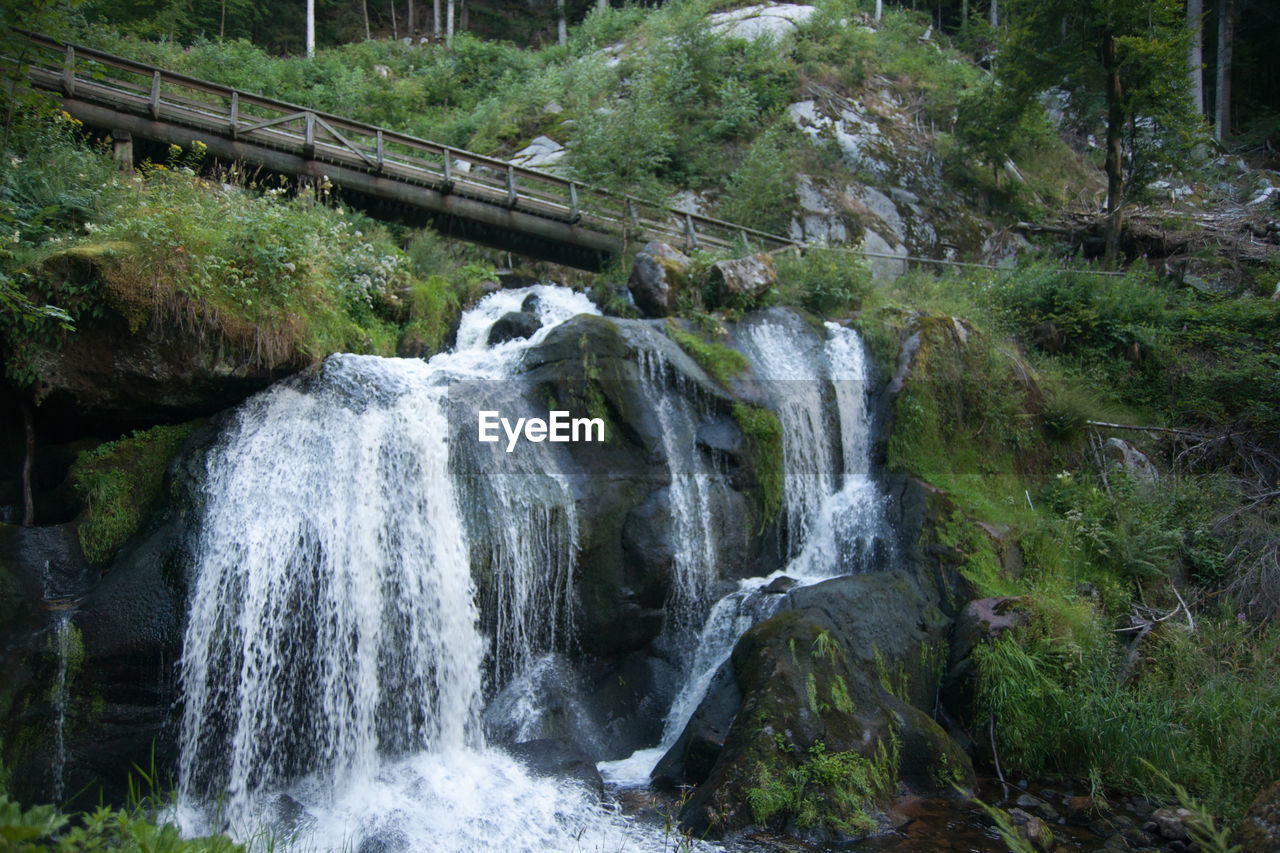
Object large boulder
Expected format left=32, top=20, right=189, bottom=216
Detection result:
left=710, top=253, right=777, bottom=307
left=487, top=310, right=542, bottom=345
left=627, top=242, right=690, bottom=318
left=672, top=571, right=974, bottom=841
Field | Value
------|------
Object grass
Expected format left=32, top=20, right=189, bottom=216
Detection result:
left=746, top=738, right=897, bottom=837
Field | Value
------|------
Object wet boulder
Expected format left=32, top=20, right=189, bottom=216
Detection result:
left=487, top=311, right=542, bottom=345
left=674, top=571, right=974, bottom=841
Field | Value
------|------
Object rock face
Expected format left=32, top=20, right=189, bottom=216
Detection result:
left=626, top=242, right=690, bottom=318
left=0, top=421, right=217, bottom=804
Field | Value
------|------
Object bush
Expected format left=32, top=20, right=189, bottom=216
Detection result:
left=772, top=249, right=872, bottom=317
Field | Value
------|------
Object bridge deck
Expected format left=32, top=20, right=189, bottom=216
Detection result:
left=17, top=32, right=799, bottom=269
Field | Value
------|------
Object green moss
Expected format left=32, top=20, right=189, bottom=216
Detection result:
left=664, top=321, right=748, bottom=387
left=70, top=422, right=198, bottom=564
left=732, top=402, right=784, bottom=527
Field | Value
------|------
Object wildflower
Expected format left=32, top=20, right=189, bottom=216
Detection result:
left=1238, top=612, right=1247, bottom=622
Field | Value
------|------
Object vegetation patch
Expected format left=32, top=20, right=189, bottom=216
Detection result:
left=746, top=738, right=898, bottom=837
left=732, top=402, right=784, bottom=527
left=70, top=422, right=198, bottom=564
left=663, top=320, right=747, bottom=386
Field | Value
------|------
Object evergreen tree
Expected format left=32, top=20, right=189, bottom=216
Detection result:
left=960, top=0, right=1200, bottom=261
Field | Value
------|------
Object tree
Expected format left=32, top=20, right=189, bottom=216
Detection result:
left=305, top=0, right=315, bottom=55
left=1214, top=0, right=1233, bottom=140
left=1187, top=0, right=1204, bottom=115
left=970, top=0, right=1198, bottom=261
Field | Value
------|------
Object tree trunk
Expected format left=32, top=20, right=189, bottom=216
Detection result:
left=408, top=0, right=415, bottom=34
left=1187, top=0, right=1203, bottom=115
left=446, top=0, right=454, bottom=45
left=598, top=0, right=606, bottom=10
left=433, top=0, right=441, bottom=36
left=363, top=0, right=371, bottom=39
left=220, top=0, right=226, bottom=38
left=557, top=0, right=567, bottom=45
left=1103, top=33, right=1125, bottom=263
left=21, top=402, right=34, bottom=528
left=391, top=0, right=398, bottom=38
left=988, top=0, right=998, bottom=28
left=1214, top=0, right=1234, bottom=141
left=962, top=0, right=969, bottom=22
left=874, top=0, right=882, bottom=21
left=306, top=0, right=315, bottom=56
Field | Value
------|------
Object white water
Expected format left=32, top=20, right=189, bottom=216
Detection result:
left=637, top=349, right=721, bottom=642
left=49, top=611, right=71, bottom=803
left=600, top=319, right=888, bottom=789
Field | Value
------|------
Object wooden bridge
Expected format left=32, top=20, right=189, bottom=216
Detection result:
left=17, top=32, right=799, bottom=269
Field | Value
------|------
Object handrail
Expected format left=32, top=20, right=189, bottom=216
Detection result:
left=14, top=30, right=800, bottom=256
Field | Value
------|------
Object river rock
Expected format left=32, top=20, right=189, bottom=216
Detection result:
left=506, top=739, right=605, bottom=798
left=1234, top=780, right=1280, bottom=851
left=1151, top=806, right=1192, bottom=841
left=487, top=311, right=542, bottom=345
left=709, top=253, right=777, bottom=308
left=627, top=242, right=690, bottom=318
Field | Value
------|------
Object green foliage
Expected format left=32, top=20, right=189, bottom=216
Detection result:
left=732, top=402, right=784, bottom=526
left=746, top=740, right=896, bottom=836
left=716, top=127, right=798, bottom=235
left=975, top=605, right=1280, bottom=824
left=70, top=422, right=197, bottom=564
left=664, top=321, right=747, bottom=386
left=0, top=794, right=241, bottom=852
left=772, top=249, right=872, bottom=317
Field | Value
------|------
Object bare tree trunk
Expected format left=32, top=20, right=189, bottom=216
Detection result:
left=446, top=0, right=454, bottom=45
left=874, top=0, right=882, bottom=21
left=363, top=0, right=371, bottom=39
left=1103, top=33, right=1125, bottom=263
left=21, top=402, right=34, bottom=528
left=1187, top=0, right=1204, bottom=115
left=433, top=0, right=441, bottom=35
left=557, top=0, right=567, bottom=45
left=460, top=0, right=467, bottom=31
left=220, top=0, right=226, bottom=38
left=391, top=0, right=398, bottom=38
left=988, top=0, right=998, bottom=28
left=1214, top=0, right=1234, bottom=141
left=408, top=0, right=415, bottom=34
left=306, top=0, right=316, bottom=55
left=597, top=0, right=606, bottom=9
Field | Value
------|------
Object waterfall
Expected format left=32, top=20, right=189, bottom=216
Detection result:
left=177, top=360, right=486, bottom=824
left=637, top=349, right=720, bottom=641
left=602, top=319, right=887, bottom=788
left=735, top=314, right=837, bottom=557
left=49, top=611, right=71, bottom=804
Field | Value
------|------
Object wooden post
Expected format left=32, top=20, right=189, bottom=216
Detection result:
left=229, top=91, right=239, bottom=138
left=442, top=147, right=453, bottom=189
left=375, top=130, right=384, bottom=172
left=569, top=181, right=579, bottom=222
left=685, top=213, right=699, bottom=251
left=303, top=112, right=316, bottom=159
left=149, top=71, right=161, bottom=119
left=506, top=164, right=517, bottom=208
left=62, top=45, right=75, bottom=96
left=111, top=129, right=133, bottom=171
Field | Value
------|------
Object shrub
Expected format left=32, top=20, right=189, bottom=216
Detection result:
left=772, top=249, right=872, bottom=317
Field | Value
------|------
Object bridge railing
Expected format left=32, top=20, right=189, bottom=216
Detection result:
left=16, top=31, right=799, bottom=257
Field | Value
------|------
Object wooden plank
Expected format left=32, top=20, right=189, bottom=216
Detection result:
left=314, top=115, right=378, bottom=169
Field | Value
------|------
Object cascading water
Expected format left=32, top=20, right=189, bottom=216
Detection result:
left=601, top=318, right=889, bottom=788
left=636, top=349, right=721, bottom=641
left=48, top=610, right=71, bottom=804
left=176, top=286, right=718, bottom=850
left=735, top=314, right=838, bottom=558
